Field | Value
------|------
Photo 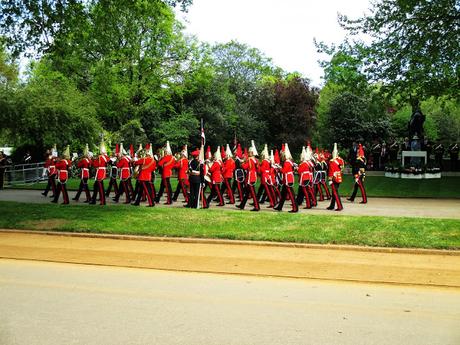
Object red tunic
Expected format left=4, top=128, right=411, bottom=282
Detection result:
left=222, top=158, right=235, bottom=179
left=328, top=159, right=343, bottom=183
left=174, top=157, right=189, bottom=180
left=282, top=160, right=295, bottom=186
left=259, top=159, right=272, bottom=185
left=209, top=161, right=223, bottom=184
left=134, top=157, right=156, bottom=181
left=158, top=155, right=175, bottom=178
left=93, top=154, right=109, bottom=181
left=77, top=157, right=91, bottom=179
left=242, top=157, right=258, bottom=184
left=297, top=161, right=312, bottom=185
left=116, top=156, right=132, bottom=180
left=55, top=159, right=71, bottom=183
left=46, top=158, right=57, bottom=176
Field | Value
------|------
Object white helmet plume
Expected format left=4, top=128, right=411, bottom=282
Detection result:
left=214, top=146, right=222, bottom=161
left=225, top=144, right=233, bottom=158
left=284, top=143, right=292, bottom=160
left=165, top=141, right=172, bottom=155
left=261, top=144, right=269, bottom=159
left=332, top=143, right=339, bottom=160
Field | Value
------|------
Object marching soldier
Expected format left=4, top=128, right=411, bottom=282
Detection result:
left=113, top=143, right=134, bottom=204
left=156, top=141, right=175, bottom=204
left=274, top=143, right=298, bottom=213
left=220, top=144, right=235, bottom=204
left=347, top=143, right=367, bottom=204
left=42, top=146, right=58, bottom=198
left=131, top=144, right=144, bottom=202
left=319, top=151, right=331, bottom=200
left=271, top=149, right=282, bottom=204
left=105, top=149, right=119, bottom=197
left=132, top=144, right=156, bottom=207
left=90, top=140, right=109, bottom=205
left=296, top=145, right=315, bottom=209
left=327, top=143, right=344, bottom=211
left=172, top=146, right=189, bottom=204
left=186, top=148, right=203, bottom=208
left=236, top=141, right=260, bottom=211
left=206, top=146, right=225, bottom=207
left=52, top=145, right=72, bottom=205
left=72, top=144, right=92, bottom=202
left=257, top=144, right=275, bottom=208
left=313, top=148, right=324, bottom=201
left=231, top=144, right=245, bottom=202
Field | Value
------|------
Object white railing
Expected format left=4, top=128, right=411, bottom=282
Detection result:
left=3, top=162, right=46, bottom=186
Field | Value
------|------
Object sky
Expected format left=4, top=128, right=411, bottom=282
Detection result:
left=176, top=0, right=371, bottom=87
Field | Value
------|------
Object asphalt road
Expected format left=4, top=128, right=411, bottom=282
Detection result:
left=1, top=259, right=459, bottom=345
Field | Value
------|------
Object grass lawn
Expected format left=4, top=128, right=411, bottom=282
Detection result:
left=9, top=176, right=460, bottom=199
left=1, top=201, right=459, bottom=250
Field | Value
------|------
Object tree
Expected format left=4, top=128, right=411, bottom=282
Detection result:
left=2, top=60, right=101, bottom=157
left=324, top=92, right=391, bottom=148
left=337, top=0, right=459, bottom=105
left=0, top=0, right=193, bottom=58
left=253, top=74, right=319, bottom=153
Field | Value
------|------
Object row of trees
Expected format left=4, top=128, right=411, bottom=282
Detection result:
left=0, top=0, right=459, bottom=161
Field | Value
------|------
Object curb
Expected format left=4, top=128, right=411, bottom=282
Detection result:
left=1, top=229, right=458, bottom=256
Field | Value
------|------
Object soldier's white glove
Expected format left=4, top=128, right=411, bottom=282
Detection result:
left=328, top=180, right=333, bottom=185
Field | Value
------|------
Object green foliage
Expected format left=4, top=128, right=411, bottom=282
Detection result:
left=254, top=74, right=318, bottom=153
left=324, top=91, right=391, bottom=148
left=113, top=119, right=148, bottom=147
left=4, top=60, right=100, bottom=153
left=337, top=0, right=459, bottom=102
left=153, top=111, right=199, bottom=149
left=391, top=97, right=460, bottom=143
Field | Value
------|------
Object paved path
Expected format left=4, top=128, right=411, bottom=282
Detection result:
left=1, top=231, right=459, bottom=287
left=1, top=259, right=459, bottom=345
left=1, top=189, right=460, bottom=218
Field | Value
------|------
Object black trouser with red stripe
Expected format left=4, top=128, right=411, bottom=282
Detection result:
left=296, top=184, right=312, bottom=209
left=238, top=184, right=259, bottom=210
left=206, top=182, right=224, bottom=206
left=156, top=177, right=172, bottom=204
left=328, top=182, right=343, bottom=210
left=321, top=181, right=331, bottom=199
left=349, top=176, right=367, bottom=203
left=257, top=183, right=275, bottom=207
left=115, top=179, right=133, bottom=203
left=275, top=185, right=298, bottom=212
left=173, top=178, right=189, bottom=203
left=105, top=177, right=119, bottom=197
left=43, top=175, right=56, bottom=196
left=91, top=180, right=106, bottom=205
left=74, top=178, right=90, bottom=201
left=231, top=179, right=244, bottom=202
left=133, top=180, right=155, bottom=206
left=52, top=181, right=69, bottom=204
left=220, top=178, right=235, bottom=204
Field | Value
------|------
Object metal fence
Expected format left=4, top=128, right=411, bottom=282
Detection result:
left=3, top=162, right=46, bottom=186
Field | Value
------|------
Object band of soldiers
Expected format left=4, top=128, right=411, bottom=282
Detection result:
left=41, top=139, right=373, bottom=212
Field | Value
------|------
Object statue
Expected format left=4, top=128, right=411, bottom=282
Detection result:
left=408, top=100, right=425, bottom=141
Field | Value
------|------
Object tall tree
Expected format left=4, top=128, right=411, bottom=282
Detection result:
left=336, top=0, right=459, bottom=105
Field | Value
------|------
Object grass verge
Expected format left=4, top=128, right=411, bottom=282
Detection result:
left=1, top=201, right=459, bottom=250
left=9, top=176, right=460, bottom=199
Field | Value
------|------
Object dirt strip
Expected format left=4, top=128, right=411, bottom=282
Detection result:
left=1, top=231, right=459, bottom=288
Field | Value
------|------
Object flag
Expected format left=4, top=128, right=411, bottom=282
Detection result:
left=200, top=118, right=206, bottom=146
